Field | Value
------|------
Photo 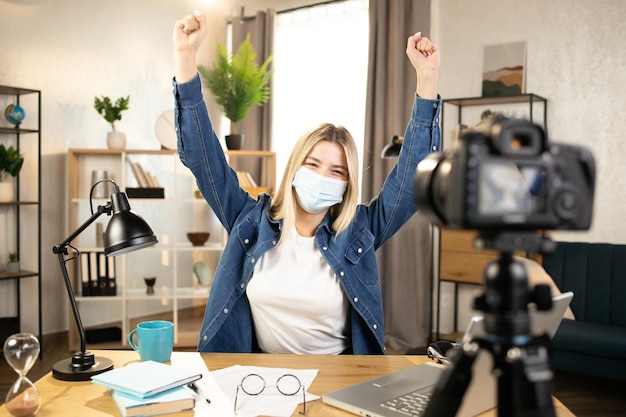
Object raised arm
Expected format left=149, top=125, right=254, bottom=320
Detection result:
left=173, top=10, right=207, bottom=83
left=405, top=32, right=440, bottom=100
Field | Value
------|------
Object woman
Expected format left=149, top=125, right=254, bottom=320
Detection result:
left=172, top=11, right=441, bottom=355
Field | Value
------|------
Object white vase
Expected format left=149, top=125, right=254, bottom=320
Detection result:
left=6, top=261, right=19, bottom=273
left=0, top=181, right=14, bottom=202
left=193, top=261, right=213, bottom=287
left=107, top=131, right=126, bottom=149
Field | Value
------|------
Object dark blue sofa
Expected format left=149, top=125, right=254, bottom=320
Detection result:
left=542, top=241, right=626, bottom=380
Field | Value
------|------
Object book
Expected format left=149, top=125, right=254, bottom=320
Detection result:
left=244, top=171, right=258, bottom=187
left=235, top=171, right=259, bottom=188
left=91, top=360, right=202, bottom=398
left=235, top=170, right=251, bottom=187
left=109, top=386, right=195, bottom=417
left=144, top=171, right=160, bottom=188
left=126, top=157, right=150, bottom=188
left=133, top=162, right=150, bottom=188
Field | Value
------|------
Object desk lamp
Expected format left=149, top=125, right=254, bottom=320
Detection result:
left=381, top=135, right=403, bottom=158
left=52, top=179, right=158, bottom=381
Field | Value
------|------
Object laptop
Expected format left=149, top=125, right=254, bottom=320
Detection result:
left=322, top=291, right=574, bottom=417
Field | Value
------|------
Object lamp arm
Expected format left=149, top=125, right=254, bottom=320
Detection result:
left=54, top=203, right=112, bottom=252
left=56, top=250, right=90, bottom=356
left=52, top=203, right=111, bottom=359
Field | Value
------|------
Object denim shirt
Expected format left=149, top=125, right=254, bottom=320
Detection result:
left=173, top=74, right=441, bottom=354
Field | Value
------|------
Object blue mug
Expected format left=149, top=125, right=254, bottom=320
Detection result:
left=128, top=320, right=174, bottom=362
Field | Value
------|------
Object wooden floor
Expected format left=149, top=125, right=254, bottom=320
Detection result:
left=2, top=334, right=626, bottom=416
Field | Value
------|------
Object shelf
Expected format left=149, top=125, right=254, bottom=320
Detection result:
left=125, top=287, right=210, bottom=299
left=74, top=242, right=225, bottom=252
left=443, top=93, right=547, bottom=107
left=177, top=242, right=224, bottom=251
left=0, top=84, right=42, bottom=354
left=0, top=85, right=40, bottom=95
left=68, top=148, right=176, bottom=156
left=0, top=200, right=39, bottom=206
left=0, top=127, right=39, bottom=134
left=226, top=150, right=276, bottom=157
left=0, top=269, right=39, bottom=280
left=75, top=287, right=210, bottom=301
left=66, top=148, right=275, bottom=351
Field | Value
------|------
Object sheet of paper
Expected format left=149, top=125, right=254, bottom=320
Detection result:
left=171, top=352, right=319, bottom=417
left=210, top=364, right=319, bottom=417
left=170, top=351, right=233, bottom=416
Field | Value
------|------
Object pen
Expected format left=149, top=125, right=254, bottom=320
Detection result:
left=188, top=382, right=211, bottom=404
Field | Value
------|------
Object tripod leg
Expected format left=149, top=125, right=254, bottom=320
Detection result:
left=496, top=344, right=556, bottom=417
left=422, top=341, right=479, bottom=417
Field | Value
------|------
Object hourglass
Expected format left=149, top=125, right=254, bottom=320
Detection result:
left=3, top=333, right=41, bottom=417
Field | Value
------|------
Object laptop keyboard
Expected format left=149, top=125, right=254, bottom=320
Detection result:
left=380, top=390, right=432, bottom=416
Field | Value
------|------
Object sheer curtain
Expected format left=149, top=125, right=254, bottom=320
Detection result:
left=272, top=0, right=432, bottom=351
left=271, top=0, right=369, bottom=187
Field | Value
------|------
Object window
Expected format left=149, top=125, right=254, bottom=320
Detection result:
left=272, top=0, right=369, bottom=190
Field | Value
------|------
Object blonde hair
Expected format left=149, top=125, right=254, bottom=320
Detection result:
left=270, top=123, right=360, bottom=240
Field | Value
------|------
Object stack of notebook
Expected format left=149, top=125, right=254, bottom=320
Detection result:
left=91, top=360, right=203, bottom=417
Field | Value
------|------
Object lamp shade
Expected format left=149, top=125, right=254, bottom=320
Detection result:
left=381, top=135, right=403, bottom=158
left=104, top=190, right=158, bottom=256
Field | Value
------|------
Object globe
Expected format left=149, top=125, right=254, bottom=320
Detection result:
left=5, top=104, right=25, bottom=124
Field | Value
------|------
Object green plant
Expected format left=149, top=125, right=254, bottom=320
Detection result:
left=198, top=33, right=273, bottom=134
left=94, top=95, right=130, bottom=131
left=8, top=252, right=17, bottom=262
left=0, top=144, right=24, bottom=182
left=480, top=109, right=497, bottom=120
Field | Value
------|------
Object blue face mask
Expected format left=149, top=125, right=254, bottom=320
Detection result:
left=292, top=167, right=348, bottom=214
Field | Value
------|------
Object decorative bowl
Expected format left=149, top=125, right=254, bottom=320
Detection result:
left=186, top=232, right=210, bottom=246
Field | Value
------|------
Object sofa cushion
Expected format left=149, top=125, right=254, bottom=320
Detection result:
left=553, top=319, right=626, bottom=361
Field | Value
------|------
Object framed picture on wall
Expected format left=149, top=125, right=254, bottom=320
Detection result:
left=482, top=41, right=526, bottom=97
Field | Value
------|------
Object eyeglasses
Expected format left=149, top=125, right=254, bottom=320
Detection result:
left=234, top=373, right=306, bottom=415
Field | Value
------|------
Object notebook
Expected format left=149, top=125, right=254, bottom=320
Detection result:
left=91, top=360, right=202, bottom=398
left=322, top=291, right=573, bottom=417
left=109, top=385, right=195, bottom=417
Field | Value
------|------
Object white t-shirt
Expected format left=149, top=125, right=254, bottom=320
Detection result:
left=246, top=229, right=349, bottom=354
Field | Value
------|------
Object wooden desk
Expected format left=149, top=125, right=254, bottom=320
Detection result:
left=0, top=350, right=573, bottom=417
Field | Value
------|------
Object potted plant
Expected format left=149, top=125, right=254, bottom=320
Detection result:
left=94, top=95, right=130, bottom=149
left=198, top=33, right=273, bottom=150
left=0, top=144, right=24, bottom=202
left=6, top=252, right=19, bottom=273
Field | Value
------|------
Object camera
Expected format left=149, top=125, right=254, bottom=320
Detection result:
left=414, top=115, right=595, bottom=231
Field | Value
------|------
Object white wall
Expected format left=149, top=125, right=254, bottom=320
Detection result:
left=432, top=0, right=626, bottom=333
left=0, top=0, right=232, bottom=335
left=433, top=0, right=626, bottom=244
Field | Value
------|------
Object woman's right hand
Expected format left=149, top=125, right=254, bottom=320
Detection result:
left=173, top=10, right=207, bottom=83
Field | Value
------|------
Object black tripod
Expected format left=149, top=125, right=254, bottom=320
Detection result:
left=424, top=231, right=557, bottom=417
